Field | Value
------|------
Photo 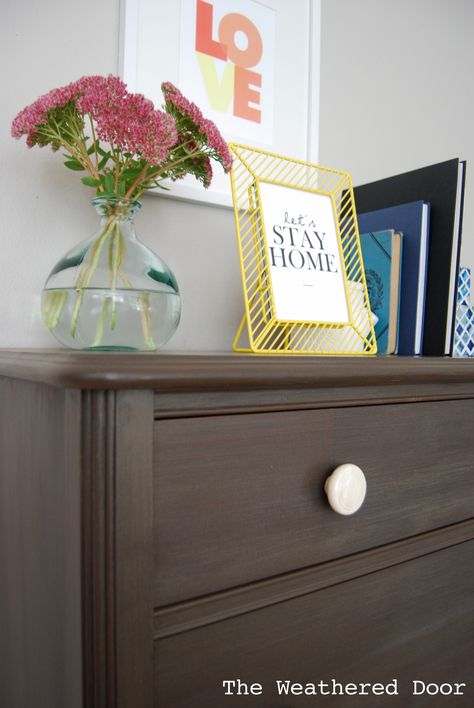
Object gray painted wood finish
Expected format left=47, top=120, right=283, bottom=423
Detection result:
left=154, top=400, right=474, bottom=604
left=0, top=351, right=473, bottom=708
left=155, top=541, right=474, bottom=707
left=0, top=379, right=83, bottom=708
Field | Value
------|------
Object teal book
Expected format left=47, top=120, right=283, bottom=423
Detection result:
left=360, top=229, right=403, bottom=354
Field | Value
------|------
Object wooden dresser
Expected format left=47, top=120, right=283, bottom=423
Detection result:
left=0, top=351, right=473, bottom=707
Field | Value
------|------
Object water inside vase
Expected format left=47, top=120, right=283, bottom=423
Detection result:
left=42, top=287, right=180, bottom=351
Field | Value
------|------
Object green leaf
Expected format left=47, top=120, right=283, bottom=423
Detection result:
left=64, top=159, right=85, bottom=171
left=96, top=191, right=119, bottom=199
left=81, top=176, right=101, bottom=187
left=121, top=168, right=143, bottom=180
left=104, top=173, right=115, bottom=193
left=87, top=140, right=99, bottom=155
left=118, top=179, right=126, bottom=197
left=98, top=154, right=110, bottom=170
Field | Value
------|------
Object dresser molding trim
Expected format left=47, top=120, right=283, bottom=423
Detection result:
left=153, top=519, right=474, bottom=640
left=2, top=350, right=474, bottom=392
left=81, top=391, right=117, bottom=708
left=81, top=390, right=155, bottom=708
left=153, top=387, right=474, bottom=418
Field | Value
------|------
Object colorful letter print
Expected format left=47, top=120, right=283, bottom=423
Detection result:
left=180, top=0, right=275, bottom=143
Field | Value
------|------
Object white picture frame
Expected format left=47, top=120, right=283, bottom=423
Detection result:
left=119, top=0, right=321, bottom=207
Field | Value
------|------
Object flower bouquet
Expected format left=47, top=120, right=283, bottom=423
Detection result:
left=11, top=76, right=232, bottom=350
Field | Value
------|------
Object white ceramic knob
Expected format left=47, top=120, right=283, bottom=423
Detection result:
left=324, top=464, right=367, bottom=515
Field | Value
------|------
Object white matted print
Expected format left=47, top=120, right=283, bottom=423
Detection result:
left=120, top=0, right=320, bottom=206
left=258, top=182, right=350, bottom=323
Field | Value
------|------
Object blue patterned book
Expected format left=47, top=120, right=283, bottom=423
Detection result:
left=358, top=201, right=430, bottom=355
left=360, top=230, right=403, bottom=354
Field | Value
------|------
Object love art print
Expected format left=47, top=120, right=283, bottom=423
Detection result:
left=180, top=0, right=275, bottom=144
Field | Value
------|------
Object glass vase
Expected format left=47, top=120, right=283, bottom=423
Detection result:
left=41, top=197, right=180, bottom=351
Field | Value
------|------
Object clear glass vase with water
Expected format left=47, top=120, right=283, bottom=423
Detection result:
left=41, top=197, right=180, bottom=351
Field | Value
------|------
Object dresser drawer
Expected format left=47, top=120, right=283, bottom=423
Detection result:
left=153, top=400, right=474, bottom=605
left=154, top=541, right=474, bottom=707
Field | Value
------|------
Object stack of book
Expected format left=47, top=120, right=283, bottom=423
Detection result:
left=355, top=158, right=466, bottom=356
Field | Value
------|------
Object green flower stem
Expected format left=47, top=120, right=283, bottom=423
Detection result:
left=118, top=267, right=132, bottom=288
left=42, top=290, right=68, bottom=330
left=70, top=292, right=84, bottom=338
left=138, top=292, right=155, bottom=350
left=123, top=138, right=200, bottom=199
left=88, top=114, right=99, bottom=172
left=124, top=164, right=150, bottom=199
left=92, top=296, right=111, bottom=347
left=108, top=222, right=124, bottom=331
left=108, top=229, right=117, bottom=330
left=70, top=216, right=115, bottom=337
left=62, top=110, right=100, bottom=179
left=72, top=218, right=152, bottom=349
left=114, top=264, right=154, bottom=351
left=47, top=114, right=99, bottom=179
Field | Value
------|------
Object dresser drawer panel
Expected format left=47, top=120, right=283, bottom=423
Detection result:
left=153, top=400, right=474, bottom=604
left=154, top=541, right=474, bottom=707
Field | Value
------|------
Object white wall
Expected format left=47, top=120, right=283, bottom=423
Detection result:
left=1, top=0, right=473, bottom=350
left=319, top=0, right=474, bottom=268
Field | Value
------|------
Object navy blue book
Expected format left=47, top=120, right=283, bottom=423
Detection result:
left=360, top=230, right=402, bottom=354
left=358, top=201, right=430, bottom=355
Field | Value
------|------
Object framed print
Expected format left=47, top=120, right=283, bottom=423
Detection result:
left=229, top=144, right=377, bottom=355
left=120, top=0, right=320, bottom=206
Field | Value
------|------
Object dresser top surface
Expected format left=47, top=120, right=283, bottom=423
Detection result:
left=0, top=349, right=474, bottom=391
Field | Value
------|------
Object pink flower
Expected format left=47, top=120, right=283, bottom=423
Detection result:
left=12, top=75, right=177, bottom=165
left=76, top=76, right=177, bottom=164
left=201, top=156, right=213, bottom=188
left=75, top=75, right=127, bottom=114
left=11, top=80, right=79, bottom=146
left=116, top=94, right=177, bottom=164
left=161, top=82, right=232, bottom=173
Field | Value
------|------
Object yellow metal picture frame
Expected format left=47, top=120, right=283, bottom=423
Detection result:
left=229, top=144, right=377, bottom=355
